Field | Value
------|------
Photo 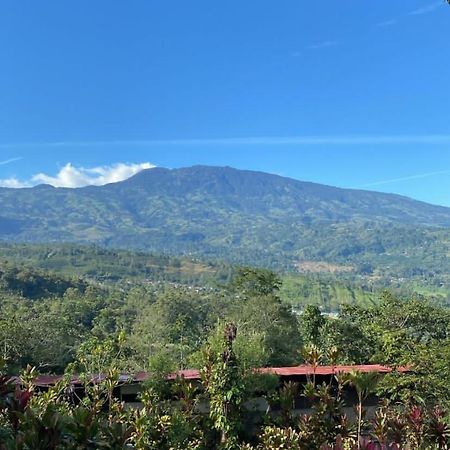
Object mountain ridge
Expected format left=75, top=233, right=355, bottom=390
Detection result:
left=101, top=165, right=450, bottom=226
left=123, top=165, right=450, bottom=210
left=1, top=165, right=450, bottom=278
left=2, top=164, right=449, bottom=215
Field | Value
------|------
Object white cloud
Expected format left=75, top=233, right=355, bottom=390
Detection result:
left=0, top=177, right=31, bottom=188
left=0, top=162, right=155, bottom=189
left=409, top=1, right=443, bottom=15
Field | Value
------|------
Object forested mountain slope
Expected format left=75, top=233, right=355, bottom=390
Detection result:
left=0, top=242, right=384, bottom=309
left=1, top=165, right=450, bottom=278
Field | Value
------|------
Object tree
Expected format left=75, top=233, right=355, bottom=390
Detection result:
left=319, top=316, right=375, bottom=364
left=299, top=305, right=325, bottom=347
left=129, top=288, right=215, bottom=368
left=231, top=294, right=302, bottom=366
left=328, top=294, right=450, bottom=366
left=201, top=323, right=245, bottom=449
left=230, top=267, right=281, bottom=298
left=344, top=371, right=379, bottom=449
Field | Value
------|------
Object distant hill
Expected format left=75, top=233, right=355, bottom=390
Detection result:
left=0, top=242, right=220, bottom=285
left=0, top=259, right=86, bottom=299
left=0, top=242, right=385, bottom=311
left=1, top=165, right=450, bottom=285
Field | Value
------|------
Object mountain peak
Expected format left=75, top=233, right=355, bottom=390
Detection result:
left=1, top=165, right=450, bottom=271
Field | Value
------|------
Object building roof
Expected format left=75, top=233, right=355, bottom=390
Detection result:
left=13, top=364, right=409, bottom=388
left=260, top=364, right=409, bottom=377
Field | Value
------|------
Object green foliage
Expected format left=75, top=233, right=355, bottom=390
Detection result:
left=3, top=240, right=446, bottom=314
left=200, top=323, right=246, bottom=448
left=230, top=294, right=302, bottom=366
left=3, top=244, right=450, bottom=448
left=258, top=426, right=302, bottom=449
left=128, top=287, right=221, bottom=369
left=230, top=267, right=281, bottom=298
left=0, top=300, right=82, bottom=374
left=2, top=166, right=450, bottom=298
left=343, top=371, right=379, bottom=448
left=281, top=274, right=378, bottom=312
left=3, top=327, right=450, bottom=449
left=299, top=305, right=326, bottom=346
left=0, top=261, right=86, bottom=299
left=131, top=387, right=204, bottom=450
left=0, top=242, right=219, bottom=285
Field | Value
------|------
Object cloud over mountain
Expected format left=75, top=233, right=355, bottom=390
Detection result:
left=0, top=162, right=155, bottom=188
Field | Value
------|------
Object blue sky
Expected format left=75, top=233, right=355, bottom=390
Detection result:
left=1, top=1, right=450, bottom=206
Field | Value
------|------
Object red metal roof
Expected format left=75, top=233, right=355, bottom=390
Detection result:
left=167, top=369, right=201, bottom=380
left=260, top=364, right=409, bottom=377
left=18, top=364, right=408, bottom=387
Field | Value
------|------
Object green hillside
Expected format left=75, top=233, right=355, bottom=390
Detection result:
left=0, top=242, right=219, bottom=284
left=1, top=166, right=450, bottom=288
left=2, top=242, right=446, bottom=310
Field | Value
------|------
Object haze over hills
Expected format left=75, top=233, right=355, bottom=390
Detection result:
left=1, top=165, right=450, bottom=284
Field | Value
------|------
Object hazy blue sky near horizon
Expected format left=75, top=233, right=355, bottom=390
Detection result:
left=1, top=1, right=450, bottom=206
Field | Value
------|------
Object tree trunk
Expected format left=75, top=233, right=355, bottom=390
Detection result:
left=357, top=396, right=362, bottom=450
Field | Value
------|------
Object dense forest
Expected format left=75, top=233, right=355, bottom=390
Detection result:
left=2, top=242, right=448, bottom=311
left=2, top=254, right=450, bottom=448
left=1, top=166, right=450, bottom=298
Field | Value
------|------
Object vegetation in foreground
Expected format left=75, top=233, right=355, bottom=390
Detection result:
left=1, top=261, right=450, bottom=448
left=2, top=321, right=450, bottom=450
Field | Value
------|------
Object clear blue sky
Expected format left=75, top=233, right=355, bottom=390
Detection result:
left=1, top=1, right=450, bottom=206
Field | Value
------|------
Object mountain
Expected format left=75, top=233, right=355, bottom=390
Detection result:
left=1, top=165, right=450, bottom=282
